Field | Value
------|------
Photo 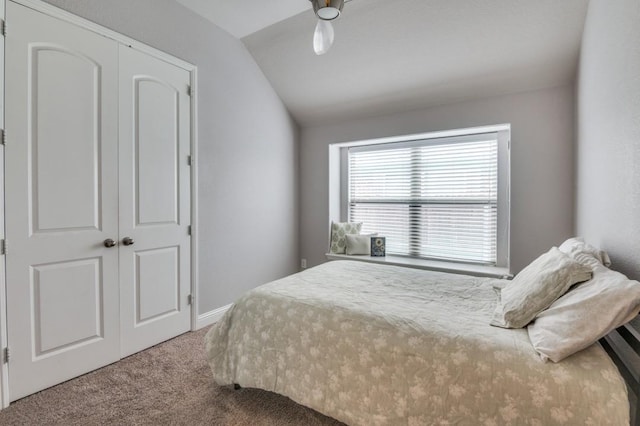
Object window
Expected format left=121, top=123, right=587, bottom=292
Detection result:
left=335, top=126, right=510, bottom=268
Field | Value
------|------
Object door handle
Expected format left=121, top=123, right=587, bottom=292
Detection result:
left=122, top=237, right=135, bottom=246
left=103, top=238, right=117, bottom=248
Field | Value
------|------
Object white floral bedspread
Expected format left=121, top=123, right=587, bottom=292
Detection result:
left=205, top=260, right=629, bottom=425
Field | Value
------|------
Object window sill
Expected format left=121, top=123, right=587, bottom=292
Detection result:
left=325, top=253, right=512, bottom=279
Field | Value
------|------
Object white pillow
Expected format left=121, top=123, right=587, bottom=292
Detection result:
left=558, top=237, right=611, bottom=269
left=528, top=264, right=640, bottom=362
left=345, top=234, right=377, bottom=255
left=491, top=247, right=592, bottom=329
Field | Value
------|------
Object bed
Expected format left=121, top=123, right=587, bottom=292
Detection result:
left=205, top=260, right=632, bottom=425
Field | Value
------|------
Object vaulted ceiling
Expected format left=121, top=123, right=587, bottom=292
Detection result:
left=176, top=0, right=590, bottom=126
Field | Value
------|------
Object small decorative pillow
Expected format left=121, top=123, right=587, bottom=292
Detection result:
left=528, top=264, right=640, bottom=362
left=345, top=233, right=377, bottom=255
left=558, top=237, right=611, bottom=270
left=491, top=247, right=592, bottom=329
left=329, top=222, right=362, bottom=254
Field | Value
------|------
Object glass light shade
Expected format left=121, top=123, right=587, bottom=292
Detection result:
left=317, top=7, right=340, bottom=20
left=313, top=19, right=334, bottom=55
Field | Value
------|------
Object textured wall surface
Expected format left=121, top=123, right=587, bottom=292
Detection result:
left=300, top=86, right=576, bottom=274
left=576, top=0, right=640, bottom=279
left=43, top=0, right=300, bottom=313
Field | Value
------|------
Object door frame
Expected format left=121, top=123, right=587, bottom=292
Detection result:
left=0, top=0, right=200, bottom=408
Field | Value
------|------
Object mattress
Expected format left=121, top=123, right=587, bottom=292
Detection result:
left=205, top=260, right=629, bottom=425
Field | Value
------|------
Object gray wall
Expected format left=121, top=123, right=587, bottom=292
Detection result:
left=576, top=0, right=640, bottom=280
left=300, top=86, right=575, bottom=274
left=44, top=0, right=300, bottom=314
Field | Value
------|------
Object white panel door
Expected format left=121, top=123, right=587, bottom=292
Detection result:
left=4, top=2, right=120, bottom=400
left=118, top=45, right=191, bottom=357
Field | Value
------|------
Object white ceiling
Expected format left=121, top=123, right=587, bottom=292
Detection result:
left=175, top=0, right=309, bottom=39
left=177, top=0, right=590, bottom=127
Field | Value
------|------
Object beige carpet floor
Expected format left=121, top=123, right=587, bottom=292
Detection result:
left=0, top=327, right=344, bottom=425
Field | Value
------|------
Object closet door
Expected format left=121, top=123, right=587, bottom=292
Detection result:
left=118, top=45, right=192, bottom=357
left=4, top=2, right=120, bottom=400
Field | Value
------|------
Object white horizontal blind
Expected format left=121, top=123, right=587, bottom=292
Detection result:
left=349, top=134, right=498, bottom=264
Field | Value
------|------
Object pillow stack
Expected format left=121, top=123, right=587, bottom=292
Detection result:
left=329, top=222, right=362, bottom=254
left=493, top=237, right=640, bottom=362
left=528, top=238, right=640, bottom=362
left=329, top=221, right=379, bottom=255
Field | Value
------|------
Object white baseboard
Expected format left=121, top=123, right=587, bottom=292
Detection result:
left=196, top=304, right=232, bottom=330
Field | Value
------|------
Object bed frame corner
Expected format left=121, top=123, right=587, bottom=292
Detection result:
left=601, top=322, right=640, bottom=426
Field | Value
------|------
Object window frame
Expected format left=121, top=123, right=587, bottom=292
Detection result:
left=329, top=124, right=511, bottom=272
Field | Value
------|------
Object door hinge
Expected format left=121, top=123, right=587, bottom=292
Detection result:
left=187, top=225, right=192, bottom=236
left=187, top=155, right=192, bottom=166
left=3, top=347, right=9, bottom=364
left=186, top=85, right=191, bottom=97
left=0, top=239, right=6, bottom=255
left=187, top=294, right=192, bottom=305
left=0, top=129, right=5, bottom=145
left=1, top=20, right=6, bottom=37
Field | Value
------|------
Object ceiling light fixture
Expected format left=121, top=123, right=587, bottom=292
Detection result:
left=309, top=0, right=344, bottom=55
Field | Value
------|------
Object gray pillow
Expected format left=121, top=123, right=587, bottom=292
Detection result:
left=491, top=247, right=592, bottom=329
left=345, top=233, right=376, bottom=255
left=528, top=264, right=640, bottom=362
left=329, top=222, right=362, bottom=254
